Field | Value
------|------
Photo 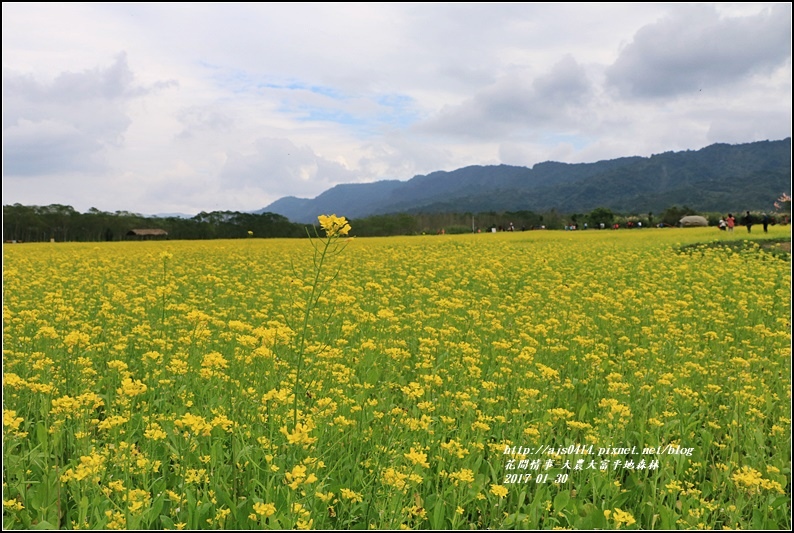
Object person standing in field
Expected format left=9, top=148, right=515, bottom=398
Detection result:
left=743, top=211, right=753, bottom=233
left=726, top=214, right=735, bottom=232
left=762, top=213, right=770, bottom=233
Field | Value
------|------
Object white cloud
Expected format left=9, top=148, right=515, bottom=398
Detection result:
left=419, top=56, right=594, bottom=140
left=606, top=3, right=791, bottom=98
left=3, top=53, right=175, bottom=176
left=220, top=137, right=358, bottom=198
left=3, top=118, right=106, bottom=176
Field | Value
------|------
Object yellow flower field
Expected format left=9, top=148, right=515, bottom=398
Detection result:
left=3, top=225, right=791, bottom=529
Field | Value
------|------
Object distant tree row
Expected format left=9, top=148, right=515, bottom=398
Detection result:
left=2, top=204, right=307, bottom=242
left=349, top=205, right=790, bottom=235
left=4, top=203, right=789, bottom=242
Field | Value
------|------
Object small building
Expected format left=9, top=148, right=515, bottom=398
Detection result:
left=679, top=215, right=708, bottom=227
left=126, top=229, right=168, bottom=239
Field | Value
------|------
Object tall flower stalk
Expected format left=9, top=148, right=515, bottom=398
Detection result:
left=159, top=251, right=172, bottom=330
left=291, top=214, right=351, bottom=427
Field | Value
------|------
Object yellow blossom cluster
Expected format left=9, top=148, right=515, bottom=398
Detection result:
left=732, top=466, right=785, bottom=494
left=605, top=508, right=636, bottom=528
left=317, top=214, right=351, bottom=237
left=60, top=449, right=107, bottom=483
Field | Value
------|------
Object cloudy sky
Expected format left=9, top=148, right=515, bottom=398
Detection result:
left=3, top=3, right=791, bottom=215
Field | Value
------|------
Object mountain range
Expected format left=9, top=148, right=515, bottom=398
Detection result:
left=260, top=139, right=791, bottom=223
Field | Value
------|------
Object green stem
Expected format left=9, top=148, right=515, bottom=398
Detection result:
left=292, top=236, right=332, bottom=427
left=161, top=257, right=168, bottom=329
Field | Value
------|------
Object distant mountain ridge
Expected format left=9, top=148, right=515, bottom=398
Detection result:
left=260, top=139, right=791, bottom=223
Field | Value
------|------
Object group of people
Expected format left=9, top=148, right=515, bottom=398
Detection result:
left=718, top=214, right=736, bottom=231
left=718, top=211, right=772, bottom=233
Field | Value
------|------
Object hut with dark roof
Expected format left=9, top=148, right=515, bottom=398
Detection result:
left=126, top=229, right=168, bottom=240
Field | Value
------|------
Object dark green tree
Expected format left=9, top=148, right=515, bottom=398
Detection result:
left=587, top=207, right=615, bottom=228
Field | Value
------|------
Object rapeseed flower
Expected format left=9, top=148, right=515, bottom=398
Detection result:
left=60, top=449, right=106, bottom=483
left=184, top=468, right=208, bottom=484
left=440, top=439, right=469, bottom=459
left=732, top=466, right=785, bottom=494
left=404, top=447, right=430, bottom=468
left=607, top=508, right=636, bottom=528
left=3, top=410, right=25, bottom=437
left=174, top=413, right=213, bottom=436
left=117, top=378, right=148, bottom=397
left=125, top=488, right=151, bottom=513
left=490, top=484, right=509, bottom=498
left=144, top=422, right=167, bottom=441
left=3, top=499, right=24, bottom=512
left=285, top=465, right=308, bottom=490
left=382, top=468, right=410, bottom=492
left=340, top=488, right=364, bottom=503
left=253, top=501, right=276, bottom=517
left=317, top=214, right=351, bottom=237
left=280, top=422, right=317, bottom=447
left=448, top=468, right=475, bottom=485
left=105, top=510, right=126, bottom=529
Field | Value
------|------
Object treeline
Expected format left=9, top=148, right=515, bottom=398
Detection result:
left=3, top=204, right=307, bottom=242
left=349, top=205, right=790, bottom=236
left=4, top=203, right=788, bottom=242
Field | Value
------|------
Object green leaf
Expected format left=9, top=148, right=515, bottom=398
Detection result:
left=431, top=495, right=446, bottom=529
left=659, top=506, right=677, bottom=530
left=751, top=508, right=764, bottom=530
left=36, top=422, right=48, bottom=448
left=149, top=494, right=165, bottom=523
left=503, top=512, right=528, bottom=527
left=160, top=515, right=175, bottom=529
left=574, top=503, right=606, bottom=529
left=553, top=490, right=570, bottom=511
